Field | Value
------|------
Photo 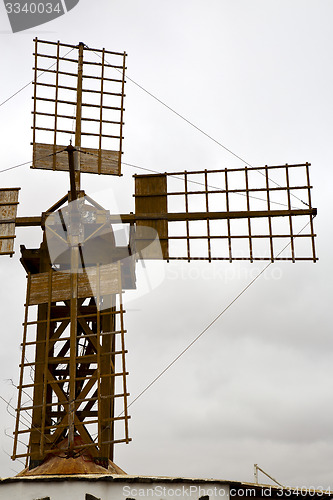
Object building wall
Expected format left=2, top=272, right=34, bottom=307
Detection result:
left=0, top=478, right=230, bottom=500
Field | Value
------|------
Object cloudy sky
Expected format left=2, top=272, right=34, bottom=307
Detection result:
left=0, top=0, right=333, bottom=488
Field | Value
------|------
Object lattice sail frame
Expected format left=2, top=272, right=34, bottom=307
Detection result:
left=134, top=163, right=317, bottom=262
left=31, top=38, right=126, bottom=175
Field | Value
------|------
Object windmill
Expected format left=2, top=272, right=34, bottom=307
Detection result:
left=0, top=38, right=317, bottom=473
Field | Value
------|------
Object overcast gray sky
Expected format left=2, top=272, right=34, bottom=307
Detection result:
left=0, top=0, right=333, bottom=488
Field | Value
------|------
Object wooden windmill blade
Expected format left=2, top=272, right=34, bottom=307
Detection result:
left=0, top=188, right=20, bottom=255
left=133, top=163, right=317, bottom=262
left=31, top=38, right=126, bottom=177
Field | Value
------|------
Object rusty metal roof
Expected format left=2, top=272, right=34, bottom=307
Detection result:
left=16, top=436, right=126, bottom=477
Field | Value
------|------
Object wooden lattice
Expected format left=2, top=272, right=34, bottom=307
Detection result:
left=12, top=262, right=129, bottom=465
left=31, top=38, right=126, bottom=175
left=134, top=163, right=317, bottom=262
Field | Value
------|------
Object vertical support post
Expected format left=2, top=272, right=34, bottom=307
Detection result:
left=184, top=171, right=190, bottom=262
left=224, top=169, right=232, bottom=262
left=101, top=298, right=116, bottom=461
left=118, top=263, right=129, bottom=444
left=32, top=38, right=38, bottom=167
left=28, top=238, right=51, bottom=469
left=265, top=166, right=274, bottom=263
left=67, top=145, right=77, bottom=202
left=74, top=42, right=84, bottom=193
left=285, top=164, right=295, bottom=263
left=96, top=264, right=102, bottom=451
left=68, top=202, right=80, bottom=450
left=204, top=170, right=211, bottom=262
left=254, top=464, right=258, bottom=484
left=118, top=52, right=126, bottom=174
left=12, top=273, right=32, bottom=460
left=53, top=41, right=60, bottom=170
left=98, top=49, right=105, bottom=174
left=305, top=162, right=317, bottom=262
left=244, top=167, right=253, bottom=262
left=40, top=270, right=53, bottom=456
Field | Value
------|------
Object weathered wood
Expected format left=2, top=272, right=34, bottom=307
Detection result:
left=32, top=143, right=120, bottom=175
left=135, top=174, right=168, bottom=259
left=0, top=188, right=20, bottom=255
left=15, top=207, right=318, bottom=228
left=15, top=258, right=129, bottom=466
left=34, top=37, right=126, bottom=56
left=204, top=170, right=211, bottom=262
left=29, top=264, right=120, bottom=306
left=133, top=164, right=317, bottom=261
left=245, top=167, right=253, bottom=262
left=28, top=239, right=51, bottom=467
left=225, top=169, right=232, bottom=262
left=306, top=162, right=317, bottom=261
left=133, top=163, right=311, bottom=177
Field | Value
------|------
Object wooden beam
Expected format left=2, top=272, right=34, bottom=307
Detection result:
left=14, top=207, right=317, bottom=229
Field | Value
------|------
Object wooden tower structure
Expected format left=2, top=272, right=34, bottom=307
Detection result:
left=0, top=38, right=317, bottom=472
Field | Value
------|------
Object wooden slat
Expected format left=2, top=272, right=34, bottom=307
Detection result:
left=305, top=162, right=317, bottom=262
left=0, top=188, right=20, bottom=255
left=135, top=174, right=168, bottom=259
left=40, top=271, right=53, bottom=455
left=32, top=38, right=38, bottom=154
left=110, top=208, right=317, bottom=222
left=134, top=185, right=312, bottom=198
left=52, top=42, right=61, bottom=170
left=205, top=170, right=211, bottom=262
left=34, top=51, right=124, bottom=69
left=0, top=189, right=20, bottom=218
left=285, top=164, right=295, bottom=262
left=29, top=264, right=120, bottom=305
left=119, top=52, right=126, bottom=172
left=29, top=243, right=51, bottom=466
left=245, top=167, right=253, bottom=262
left=184, top=171, right=190, bottom=262
left=34, top=66, right=123, bottom=83
left=12, top=274, right=31, bottom=460
left=265, top=166, right=274, bottom=262
left=160, top=164, right=311, bottom=176
left=32, top=143, right=120, bottom=175
left=0, top=231, right=15, bottom=254
left=101, top=298, right=115, bottom=460
left=35, top=38, right=125, bottom=56
left=118, top=267, right=129, bottom=443
left=168, top=256, right=317, bottom=261
left=225, top=169, right=232, bottom=262
left=98, top=50, right=105, bottom=174
left=166, top=233, right=313, bottom=240
left=96, top=264, right=102, bottom=450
